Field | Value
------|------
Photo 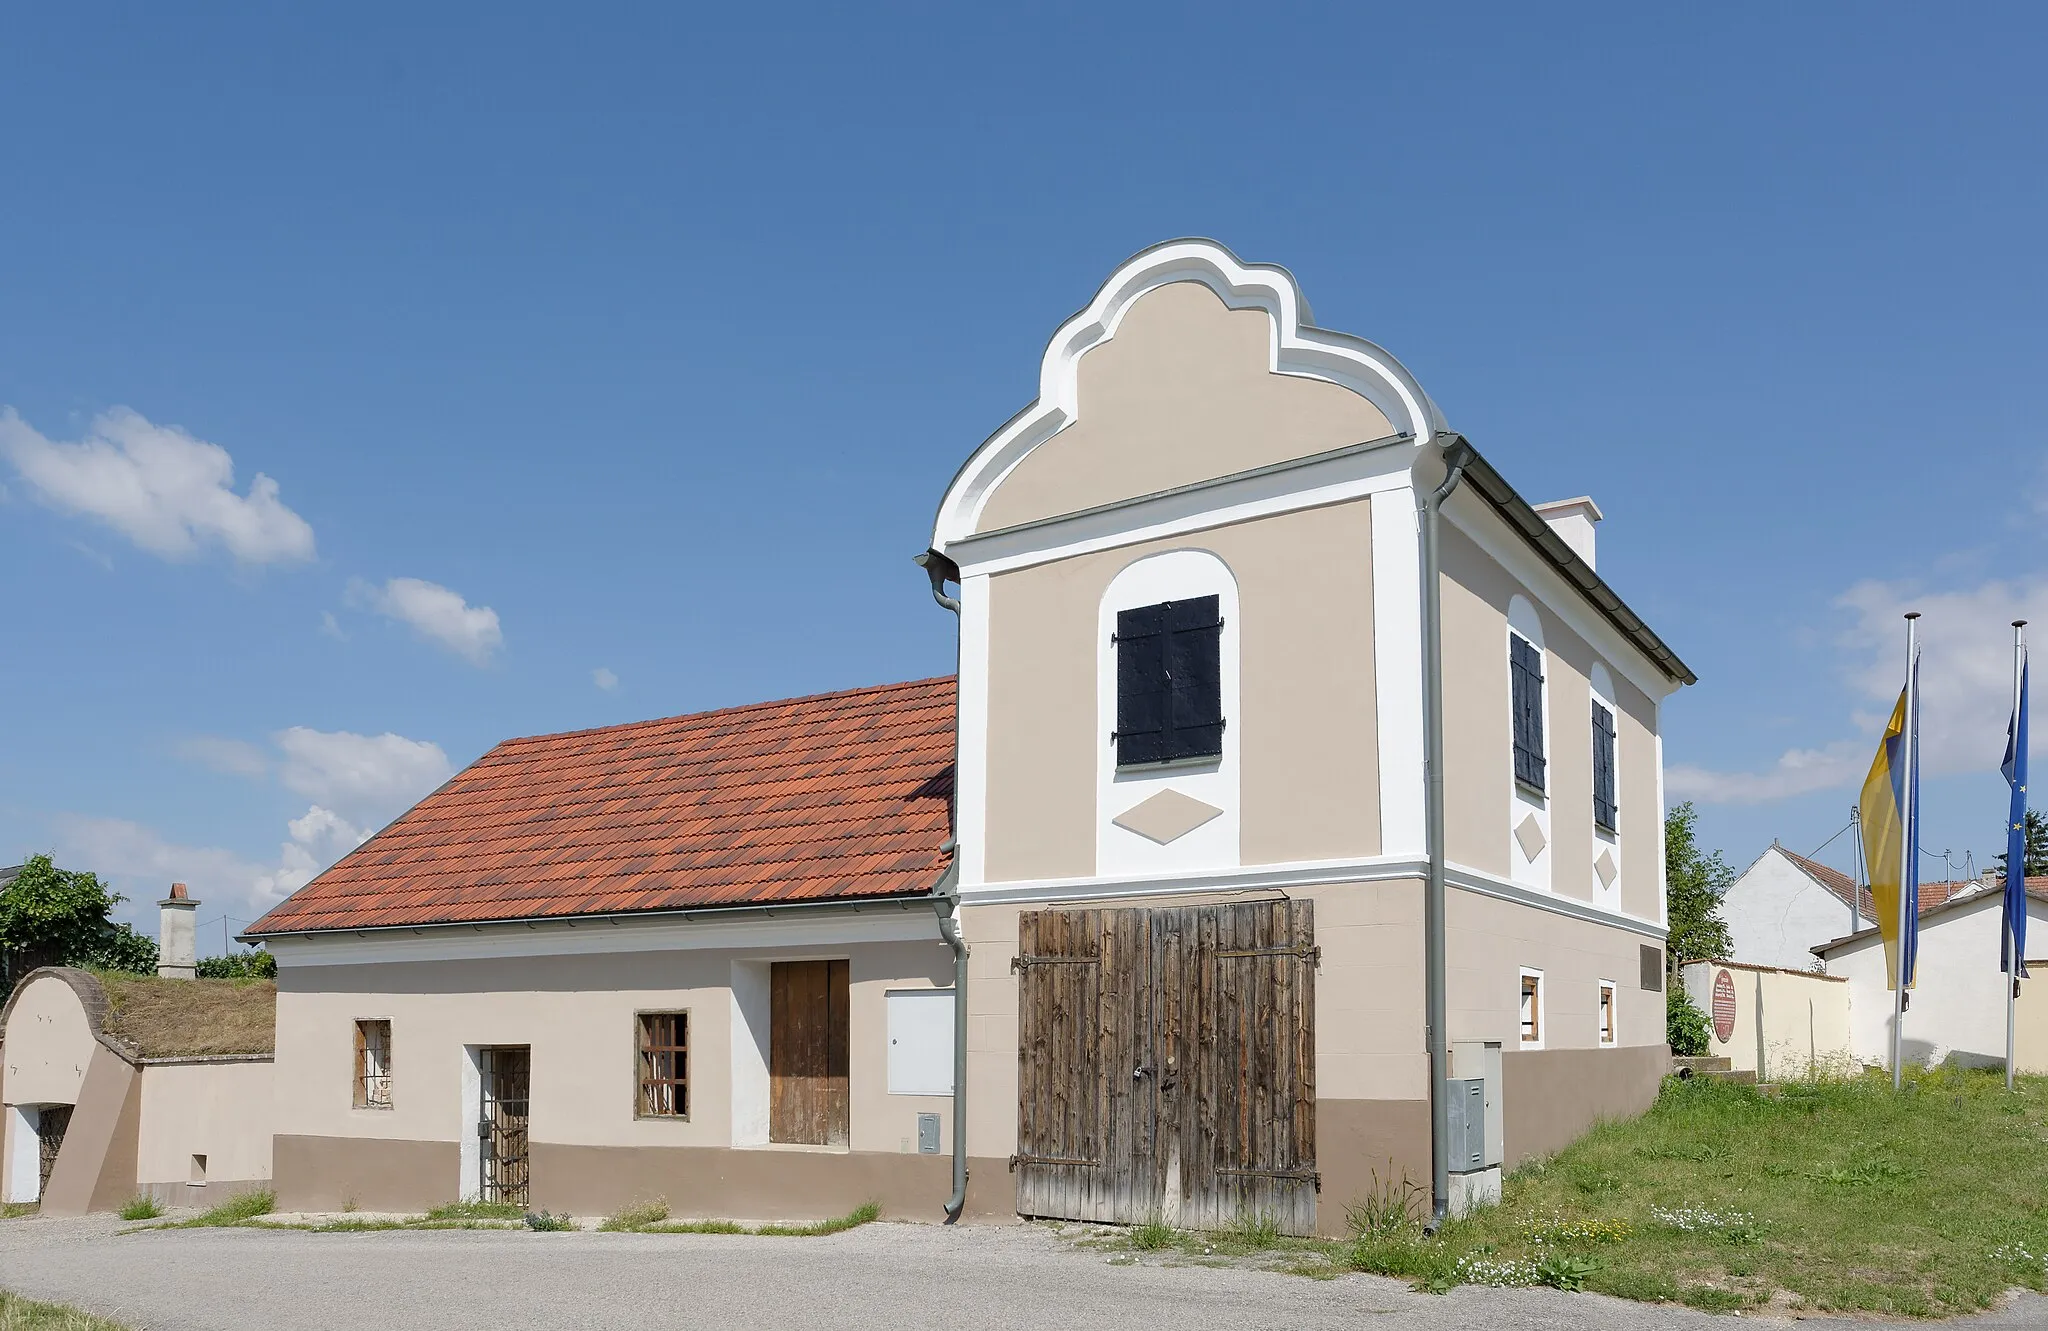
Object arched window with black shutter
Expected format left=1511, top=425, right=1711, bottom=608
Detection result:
left=1509, top=633, right=1547, bottom=794
left=1114, top=595, right=1225, bottom=767
left=1591, top=699, right=1618, bottom=832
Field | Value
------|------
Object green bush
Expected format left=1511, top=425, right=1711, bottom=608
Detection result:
left=1667, top=986, right=1711, bottom=1056
left=523, top=1210, right=574, bottom=1231
left=197, top=950, right=276, bottom=979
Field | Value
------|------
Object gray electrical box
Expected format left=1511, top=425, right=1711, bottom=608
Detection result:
left=917, top=1113, right=941, bottom=1154
left=1443, top=1078, right=1486, bottom=1172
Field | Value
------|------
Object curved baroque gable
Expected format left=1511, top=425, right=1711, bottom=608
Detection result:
left=932, top=238, right=1445, bottom=548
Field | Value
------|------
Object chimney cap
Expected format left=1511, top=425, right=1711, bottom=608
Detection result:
left=1531, top=495, right=1605, bottom=523
left=169, top=882, right=188, bottom=900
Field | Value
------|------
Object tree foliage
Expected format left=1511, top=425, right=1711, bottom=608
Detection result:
left=1664, top=801, right=1734, bottom=967
left=1666, top=985, right=1711, bottom=1056
left=198, top=950, right=276, bottom=979
left=0, top=854, right=158, bottom=989
left=1993, top=808, right=2048, bottom=878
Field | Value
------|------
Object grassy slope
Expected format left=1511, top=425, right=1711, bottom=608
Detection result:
left=0, top=1291, right=133, bottom=1331
left=1385, top=1067, right=2048, bottom=1316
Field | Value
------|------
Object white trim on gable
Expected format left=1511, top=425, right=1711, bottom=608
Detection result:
left=930, top=238, right=1446, bottom=552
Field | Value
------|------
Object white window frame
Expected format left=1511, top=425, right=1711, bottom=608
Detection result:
left=1598, top=979, right=1618, bottom=1047
left=1519, top=967, right=1545, bottom=1049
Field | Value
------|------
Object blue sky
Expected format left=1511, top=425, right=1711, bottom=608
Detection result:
left=2, top=6, right=2043, bottom=945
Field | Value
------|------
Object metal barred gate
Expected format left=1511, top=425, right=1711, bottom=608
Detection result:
left=1013, top=899, right=1318, bottom=1235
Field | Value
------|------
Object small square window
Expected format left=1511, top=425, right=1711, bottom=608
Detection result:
left=1519, top=970, right=1543, bottom=1046
left=1599, top=981, right=1618, bottom=1047
left=637, top=1012, right=689, bottom=1118
left=354, top=1020, right=392, bottom=1109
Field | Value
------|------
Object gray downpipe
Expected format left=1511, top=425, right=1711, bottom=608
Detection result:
left=917, top=550, right=970, bottom=1224
left=1419, top=435, right=1469, bottom=1233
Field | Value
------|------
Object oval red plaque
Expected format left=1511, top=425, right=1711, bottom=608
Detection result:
left=1711, top=968, right=1737, bottom=1044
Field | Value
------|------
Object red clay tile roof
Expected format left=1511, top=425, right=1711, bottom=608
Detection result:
left=1777, top=846, right=1971, bottom=920
left=246, top=677, right=956, bottom=935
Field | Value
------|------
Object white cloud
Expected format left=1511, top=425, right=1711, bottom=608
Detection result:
left=0, top=407, right=315, bottom=564
left=53, top=804, right=377, bottom=924
left=347, top=576, right=503, bottom=665
left=319, top=610, right=348, bottom=641
left=175, top=736, right=269, bottom=779
left=1672, top=572, right=2048, bottom=806
left=593, top=667, right=618, bottom=692
left=1667, top=741, right=1869, bottom=806
left=273, top=726, right=453, bottom=825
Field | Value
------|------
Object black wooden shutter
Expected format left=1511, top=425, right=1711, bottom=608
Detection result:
left=1116, top=596, right=1223, bottom=766
left=1591, top=701, right=1618, bottom=830
left=1509, top=635, right=1546, bottom=792
left=1115, top=604, right=1171, bottom=764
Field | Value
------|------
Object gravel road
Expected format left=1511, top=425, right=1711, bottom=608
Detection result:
left=3, top=1214, right=2044, bottom=1330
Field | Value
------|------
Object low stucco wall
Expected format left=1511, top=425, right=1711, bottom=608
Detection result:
left=137, top=1059, right=273, bottom=1191
left=1501, top=1043, right=1669, bottom=1168
left=1683, top=960, right=1853, bottom=1080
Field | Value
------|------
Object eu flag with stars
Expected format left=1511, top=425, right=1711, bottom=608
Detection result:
left=2004, top=656, right=2030, bottom=978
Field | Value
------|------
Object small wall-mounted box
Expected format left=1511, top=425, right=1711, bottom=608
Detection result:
left=917, top=1113, right=941, bottom=1154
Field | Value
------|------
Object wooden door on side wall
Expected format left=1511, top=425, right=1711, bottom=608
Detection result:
left=1014, top=899, right=1318, bottom=1235
left=770, top=959, right=850, bottom=1146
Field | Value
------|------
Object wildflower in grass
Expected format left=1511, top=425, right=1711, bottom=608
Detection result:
left=1520, top=1212, right=1632, bottom=1245
left=1453, top=1253, right=1535, bottom=1286
left=1650, top=1206, right=1762, bottom=1243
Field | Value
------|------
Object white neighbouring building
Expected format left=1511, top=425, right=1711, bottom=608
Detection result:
left=1814, top=879, right=2048, bottom=1071
left=1721, top=840, right=1987, bottom=973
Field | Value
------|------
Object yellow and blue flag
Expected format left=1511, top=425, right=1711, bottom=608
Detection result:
left=1860, top=659, right=1922, bottom=990
left=2003, top=654, right=2029, bottom=978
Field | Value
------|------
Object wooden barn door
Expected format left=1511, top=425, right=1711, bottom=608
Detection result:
left=770, top=959, right=850, bottom=1146
left=1156, top=899, right=1318, bottom=1235
left=1015, top=900, right=1317, bottom=1235
left=1013, top=907, right=1153, bottom=1223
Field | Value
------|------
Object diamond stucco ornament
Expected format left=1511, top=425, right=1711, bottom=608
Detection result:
left=1112, top=789, right=1225, bottom=845
left=1515, top=814, right=1547, bottom=863
left=1595, top=848, right=1618, bottom=888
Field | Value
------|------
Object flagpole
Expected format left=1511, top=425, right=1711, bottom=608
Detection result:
left=2010, top=619, right=2027, bottom=1093
left=1895, top=612, right=1919, bottom=1091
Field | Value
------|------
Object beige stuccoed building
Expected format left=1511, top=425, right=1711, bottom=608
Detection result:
left=244, top=239, right=1694, bottom=1236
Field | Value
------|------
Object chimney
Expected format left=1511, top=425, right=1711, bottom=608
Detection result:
left=158, top=882, right=198, bottom=980
left=1532, top=496, right=1603, bottom=568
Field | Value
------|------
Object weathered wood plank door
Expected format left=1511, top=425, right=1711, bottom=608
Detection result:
left=770, top=959, right=850, bottom=1146
left=480, top=1046, right=530, bottom=1206
left=1014, top=907, right=1153, bottom=1223
left=1015, top=900, right=1317, bottom=1234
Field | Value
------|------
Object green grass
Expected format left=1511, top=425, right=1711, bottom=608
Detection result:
left=638, top=1218, right=748, bottom=1234
left=754, top=1202, right=882, bottom=1236
left=422, top=1200, right=524, bottom=1222
left=115, top=1197, right=163, bottom=1222
left=154, top=1188, right=276, bottom=1229
left=0, top=1290, right=134, bottom=1331
left=633, top=1202, right=880, bottom=1236
left=598, top=1199, right=672, bottom=1231
left=1344, top=1067, right=2048, bottom=1316
left=0, top=1204, right=39, bottom=1221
